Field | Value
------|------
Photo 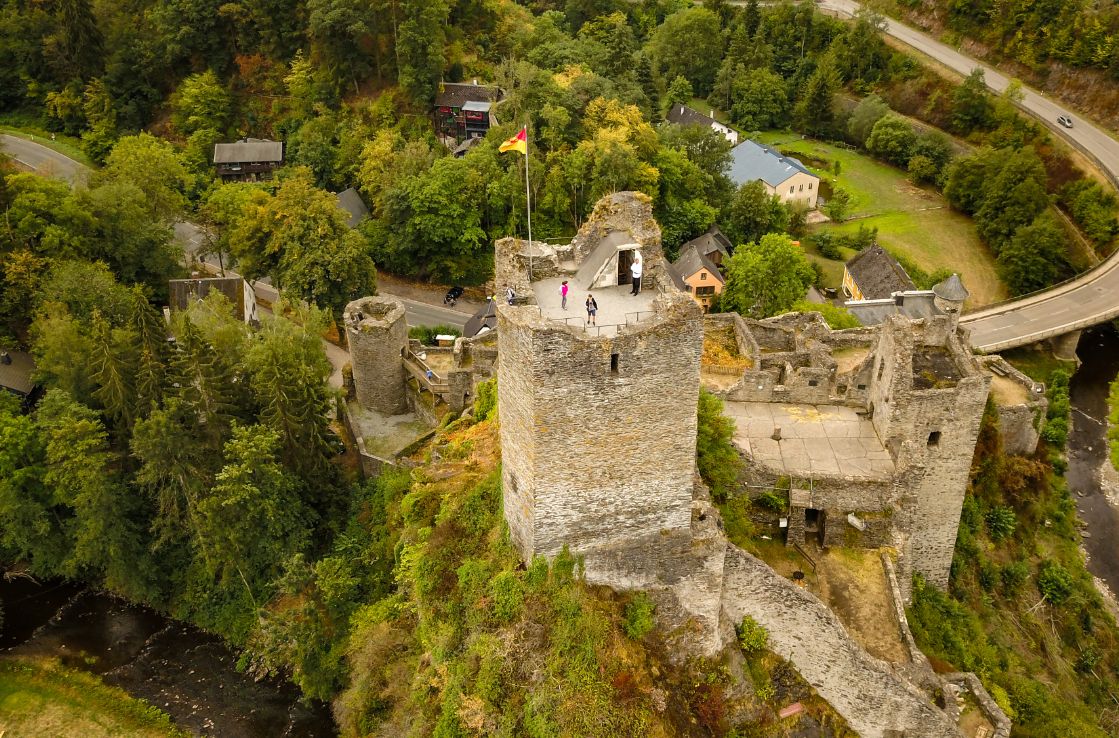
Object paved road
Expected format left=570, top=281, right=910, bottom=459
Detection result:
left=0, top=134, right=87, bottom=184
left=819, top=0, right=1119, bottom=352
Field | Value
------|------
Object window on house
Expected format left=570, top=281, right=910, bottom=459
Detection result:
left=789, top=185, right=794, bottom=194
left=808, top=182, right=813, bottom=190
left=700, top=272, right=707, bottom=280
left=927, top=431, right=941, bottom=447
left=610, top=353, right=619, bottom=373
left=696, top=286, right=716, bottom=296
left=799, top=184, right=804, bottom=192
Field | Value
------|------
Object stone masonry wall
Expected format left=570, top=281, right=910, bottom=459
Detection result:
left=497, top=292, right=703, bottom=560
left=721, top=546, right=963, bottom=738
left=345, top=296, right=409, bottom=415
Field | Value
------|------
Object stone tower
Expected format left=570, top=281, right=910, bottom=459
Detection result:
left=495, top=193, right=703, bottom=561
left=866, top=315, right=990, bottom=589
left=932, top=273, right=969, bottom=329
left=344, top=295, right=409, bottom=415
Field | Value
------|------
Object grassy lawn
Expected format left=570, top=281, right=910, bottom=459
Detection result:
left=755, top=131, right=1007, bottom=307
left=0, top=111, right=93, bottom=168
left=0, top=656, right=186, bottom=738
left=1000, top=346, right=1077, bottom=383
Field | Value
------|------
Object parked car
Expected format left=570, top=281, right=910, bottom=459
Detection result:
left=1057, top=115, right=1074, bottom=129
left=444, top=285, right=464, bottom=306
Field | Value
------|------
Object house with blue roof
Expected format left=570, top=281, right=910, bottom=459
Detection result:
left=727, top=139, right=820, bottom=210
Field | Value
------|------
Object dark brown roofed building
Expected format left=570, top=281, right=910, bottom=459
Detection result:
left=0, top=348, right=35, bottom=397
left=213, top=138, right=284, bottom=182
left=169, top=276, right=258, bottom=323
left=664, top=104, right=739, bottom=144
left=434, top=82, right=502, bottom=140
left=679, top=226, right=731, bottom=268
left=842, top=245, right=915, bottom=301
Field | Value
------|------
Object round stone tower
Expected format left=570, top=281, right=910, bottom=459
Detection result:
left=344, top=295, right=409, bottom=415
left=932, top=274, right=969, bottom=328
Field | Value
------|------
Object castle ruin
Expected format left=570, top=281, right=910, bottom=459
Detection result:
left=347, top=192, right=1034, bottom=736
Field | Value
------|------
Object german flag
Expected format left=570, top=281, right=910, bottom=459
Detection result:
left=499, top=126, right=527, bottom=155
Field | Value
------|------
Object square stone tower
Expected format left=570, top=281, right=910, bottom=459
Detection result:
left=495, top=193, right=704, bottom=561
left=866, top=315, right=991, bottom=588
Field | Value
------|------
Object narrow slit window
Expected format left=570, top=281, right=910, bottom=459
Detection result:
left=610, top=353, right=619, bottom=373
left=927, top=431, right=941, bottom=447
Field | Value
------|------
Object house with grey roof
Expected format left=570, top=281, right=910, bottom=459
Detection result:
left=336, top=188, right=370, bottom=228
left=728, top=139, right=819, bottom=209
left=842, top=245, right=915, bottom=301
left=213, top=138, right=284, bottom=182
left=842, top=274, right=971, bottom=327
left=665, top=104, right=739, bottom=144
left=679, top=226, right=731, bottom=268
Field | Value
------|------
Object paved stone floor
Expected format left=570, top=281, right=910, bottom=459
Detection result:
left=348, top=401, right=434, bottom=457
left=724, top=401, right=895, bottom=479
left=533, top=278, right=656, bottom=336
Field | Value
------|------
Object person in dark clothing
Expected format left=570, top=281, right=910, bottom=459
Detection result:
left=585, top=294, right=598, bottom=326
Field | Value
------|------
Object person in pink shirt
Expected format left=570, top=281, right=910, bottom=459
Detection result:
left=560, top=280, right=569, bottom=310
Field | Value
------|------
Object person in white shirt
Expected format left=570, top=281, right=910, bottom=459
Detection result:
left=629, top=252, right=643, bottom=295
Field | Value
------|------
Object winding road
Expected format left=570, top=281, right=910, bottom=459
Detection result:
left=8, top=0, right=1119, bottom=355
left=818, top=0, right=1119, bottom=352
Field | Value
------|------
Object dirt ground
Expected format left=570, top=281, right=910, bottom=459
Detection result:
left=811, top=547, right=910, bottom=665
left=989, top=374, right=1030, bottom=406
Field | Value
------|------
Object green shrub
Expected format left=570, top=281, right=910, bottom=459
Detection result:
left=696, top=390, right=741, bottom=501
left=473, top=378, right=497, bottom=422
left=1037, top=560, right=1073, bottom=605
left=1041, top=416, right=1068, bottom=447
left=985, top=506, right=1017, bottom=542
left=409, top=325, right=461, bottom=346
left=1000, top=560, right=1030, bottom=596
left=978, top=559, right=999, bottom=591
left=622, top=593, right=656, bottom=640
left=737, top=616, right=768, bottom=655
left=754, top=490, right=786, bottom=512
left=489, top=571, right=524, bottom=623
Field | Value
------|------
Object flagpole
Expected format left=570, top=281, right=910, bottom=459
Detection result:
left=524, top=120, right=533, bottom=282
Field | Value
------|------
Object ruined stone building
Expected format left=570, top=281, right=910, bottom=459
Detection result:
left=349, top=192, right=1025, bottom=736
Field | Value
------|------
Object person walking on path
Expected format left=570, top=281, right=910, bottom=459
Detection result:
left=585, top=294, right=598, bottom=326
left=505, top=284, right=516, bottom=305
left=630, top=252, right=643, bottom=295
left=561, top=280, right=569, bottom=310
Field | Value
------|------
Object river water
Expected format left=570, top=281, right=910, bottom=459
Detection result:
left=1067, top=325, right=1119, bottom=596
left=0, top=578, right=337, bottom=737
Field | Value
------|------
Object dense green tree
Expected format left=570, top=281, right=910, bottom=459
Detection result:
left=952, top=69, right=995, bottom=134
left=865, top=114, right=917, bottom=167
left=1060, top=180, right=1119, bottom=248
left=287, top=114, right=342, bottom=190
left=974, top=149, right=1050, bottom=252
left=229, top=168, right=377, bottom=324
left=647, top=8, right=724, bottom=96
left=720, top=233, right=814, bottom=318
left=397, top=0, right=449, bottom=104
left=696, top=390, right=739, bottom=501
left=793, top=55, right=840, bottom=135
left=0, top=394, right=64, bottom=574
left=943, top=147, right=1003, bottom=214
left=96, top=133, right=194, bottom=224
left=998, top=213, right=1066, bottom=295
left=728, top=69, right=789, bottom=130
left=36, top=389, right=150, bottom=597
left=847, top=94, right=890, bottom=147
left=725, top=180, right=789, bottom=247
left=307, top=0, right=380, bottom=95
left=665, top=75, right=694, bottom=110
left=171, top=70, right=231, bottom=135
left=47, top=0, right=105, bottom=80
left=196, top=423, right=309, bottom=598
